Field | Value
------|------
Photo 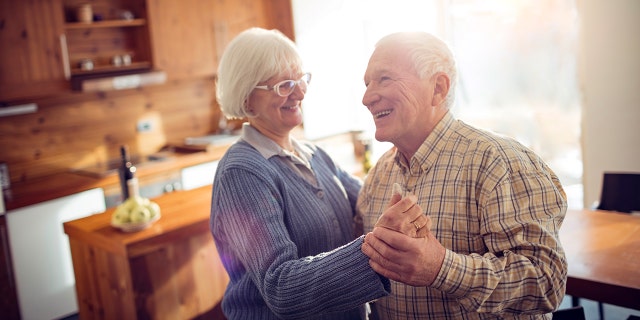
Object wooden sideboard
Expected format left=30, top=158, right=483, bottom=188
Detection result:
left=63, top=185, right=228, bottom=319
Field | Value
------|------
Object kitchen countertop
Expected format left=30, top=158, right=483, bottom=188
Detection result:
left=4, top=130, right=363, bottom=212
left=63, top=184, right=214, bottom=258
left=3, top=144, right=231, bottom=211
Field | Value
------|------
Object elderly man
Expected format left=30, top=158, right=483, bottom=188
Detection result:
left=358, top=31, right=568, bottom=319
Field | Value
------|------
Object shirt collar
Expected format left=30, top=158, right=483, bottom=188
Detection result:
left=394, top=111, right=455, bottom=174
left=240, top=123, right=314, bottom=161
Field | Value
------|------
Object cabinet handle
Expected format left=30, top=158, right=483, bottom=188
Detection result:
left=59, top=34, right=71, bottom=80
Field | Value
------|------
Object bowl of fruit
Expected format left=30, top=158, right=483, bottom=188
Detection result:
left=111, top=196, right=161, bottom=232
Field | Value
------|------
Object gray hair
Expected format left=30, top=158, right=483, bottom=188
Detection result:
left=376, top=32, right=458, bottom=109
left=216, top=28, right=304, bottom=119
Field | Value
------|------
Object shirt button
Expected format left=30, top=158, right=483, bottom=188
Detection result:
left=317, top=190, right=324, bottom=198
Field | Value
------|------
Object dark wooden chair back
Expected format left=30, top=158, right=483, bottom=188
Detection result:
left=596, top=172, right=640, bottom=213
left=552, top=306, right=586, bottom=320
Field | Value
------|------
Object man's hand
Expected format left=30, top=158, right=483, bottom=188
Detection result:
left=374, top=184, right=431, bottom=238
left=361, top=227, right=446, bottom=287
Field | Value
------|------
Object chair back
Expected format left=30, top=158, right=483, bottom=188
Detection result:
left=552, top=306, right=586, bottom=320
left=596, top=172, right=640, bottom=213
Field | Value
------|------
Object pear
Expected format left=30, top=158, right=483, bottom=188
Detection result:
left=111, top=196, right=161, bottom=226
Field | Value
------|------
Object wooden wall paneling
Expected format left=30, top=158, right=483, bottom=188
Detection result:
left=147, top=0, right=218, bottom=80
left=209, top=0, right=294, bottom=64
left=0, top=78, right=217, bottom=184
left=142, top=78, right=217, bottom=143
left=261, top=0, right=295, bottom=40
left=211, top=0, right=266, bottom=53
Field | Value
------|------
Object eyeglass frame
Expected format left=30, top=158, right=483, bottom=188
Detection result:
left=254, top=73, right=312, bottom=97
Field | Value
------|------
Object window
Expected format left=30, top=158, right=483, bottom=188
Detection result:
left=293, top=0, right=582, bottom=207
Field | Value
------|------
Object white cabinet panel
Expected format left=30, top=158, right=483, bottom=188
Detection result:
left=6, top=188, right=105, bottom=320
left=181, top=161, right=218, bottom=191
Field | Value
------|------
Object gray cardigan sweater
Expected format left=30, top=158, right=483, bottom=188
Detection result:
left=210, top=140, right=390, bottom=320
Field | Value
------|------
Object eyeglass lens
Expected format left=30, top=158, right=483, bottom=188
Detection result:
left=275, top=73, right=311, bottom=96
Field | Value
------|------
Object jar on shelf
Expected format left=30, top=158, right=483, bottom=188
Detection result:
left=79, top=59, right=94, bottom=71
left=76, top=3, right=93, bottom=23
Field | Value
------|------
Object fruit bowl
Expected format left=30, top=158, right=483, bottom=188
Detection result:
left=110, top=195, right=162, bottom=232
left=111, top=213, right=161, bottom=232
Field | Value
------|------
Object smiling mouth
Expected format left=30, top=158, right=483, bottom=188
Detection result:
left=374, top=109, right=392, bottom=119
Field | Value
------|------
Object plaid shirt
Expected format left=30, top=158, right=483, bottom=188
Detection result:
left=357, top=112, right=567, bottom=320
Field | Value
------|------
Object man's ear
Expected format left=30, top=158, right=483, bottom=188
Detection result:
left=431, top=73, right=450, bottom=107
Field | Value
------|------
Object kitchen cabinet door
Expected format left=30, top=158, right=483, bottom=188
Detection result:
left=147, top=0, right=218, bottom=80
left=6, top=188, right=105, bottom=320
left=147, top=0, right=293, bottom=81
left=0, top=0, right=70, bottom=101
left=208, top=0, right=295, bottom=62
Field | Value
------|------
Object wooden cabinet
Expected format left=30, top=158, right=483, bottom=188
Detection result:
left=61, top=0, right=156, bottom=88
left=0, top=0, right=157, bottom=101
left=64, top=186, right=229, bottom=319
left=64, top=20, right=153, bottom=77
left=0, top=0, right=69, bottom=101
left=147, top=0, right=295, bottom=81
left=147, top=0, right=218, bottom=80
left=0, top=0, right=295, bottom=101
left=0, top=216, right=20, bottom=320
left=210, top=0, right=295, bottom=64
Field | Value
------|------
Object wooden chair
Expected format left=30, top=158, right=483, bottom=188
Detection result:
left=552, top=306, right=586, bottom=320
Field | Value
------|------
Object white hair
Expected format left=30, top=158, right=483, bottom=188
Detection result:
left=376, top=32, right=458, bottom=109
left=216, top=28, right=304, bottom=118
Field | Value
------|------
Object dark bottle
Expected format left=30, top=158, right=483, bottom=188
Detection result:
left=119, top=145, right=137, bottom=200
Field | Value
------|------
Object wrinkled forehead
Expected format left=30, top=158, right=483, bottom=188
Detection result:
left=365, top=44, right=413, bottom=79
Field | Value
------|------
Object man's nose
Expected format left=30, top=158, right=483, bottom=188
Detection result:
left=362, top=86, right=378, bottom=108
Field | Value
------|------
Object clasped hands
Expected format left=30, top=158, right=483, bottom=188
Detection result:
left=361, top=184, right=446, bottom=287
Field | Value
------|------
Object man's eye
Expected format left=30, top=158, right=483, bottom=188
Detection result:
left=380, top=76, right=391, bottom=82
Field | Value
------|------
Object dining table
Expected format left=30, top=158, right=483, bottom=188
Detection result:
left=559, top=209, right=640, bottom=310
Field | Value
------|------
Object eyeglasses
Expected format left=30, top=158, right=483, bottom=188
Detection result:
left=254, top=73, right=312, bottom=97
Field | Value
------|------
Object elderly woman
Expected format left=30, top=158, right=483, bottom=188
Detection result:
left=209, top=28, right=405, bottom=320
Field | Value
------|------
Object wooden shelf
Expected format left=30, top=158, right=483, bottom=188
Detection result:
left=64, top=18, right=146, bottom=29
left=70, top=61, right=151, bottom=76
left=78, top=70, right=167, bottom=92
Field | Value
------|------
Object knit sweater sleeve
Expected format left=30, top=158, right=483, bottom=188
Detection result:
left=211, top=143, right=389, bottom=319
